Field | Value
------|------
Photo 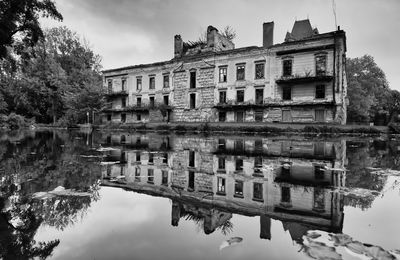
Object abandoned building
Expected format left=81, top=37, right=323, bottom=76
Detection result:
left=102, top=19, right=347, bottom=124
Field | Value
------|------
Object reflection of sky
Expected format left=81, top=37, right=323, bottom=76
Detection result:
left=35, top=187, right=310, bottom=260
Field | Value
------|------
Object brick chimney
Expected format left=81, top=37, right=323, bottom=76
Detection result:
left=174, top=35, right=183, bottom=58
left=263, top=22, right=274, bottom=48
left=207, top=25, right=218, bottom=48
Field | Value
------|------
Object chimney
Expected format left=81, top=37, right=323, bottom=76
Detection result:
left=207, top=25, right=218, bottom=48
left=174, top=35, right=183, bottom=58
left=263, top=22, right=274, bottom=48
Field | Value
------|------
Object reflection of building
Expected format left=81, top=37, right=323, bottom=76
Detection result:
left=101, top=133, right=346, bottom=241
left=102, top=19, right=347, bottom=124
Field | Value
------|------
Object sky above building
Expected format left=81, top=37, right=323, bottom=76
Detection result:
left=42, top=0, right=400, bottom=90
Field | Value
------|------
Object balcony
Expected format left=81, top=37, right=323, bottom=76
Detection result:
left=105, top=90, right=129, bottom=99
left=276, top=73, right=333, bottom=85
left=214, top=100, right=263, bottom=110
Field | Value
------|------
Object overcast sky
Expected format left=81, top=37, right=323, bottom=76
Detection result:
left=42, top=0, right=400, bottom=90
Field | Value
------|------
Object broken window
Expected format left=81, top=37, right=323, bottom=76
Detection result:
left=315, top=85, right=325, bottom=99
left=162, top=170, right=168, bottom=185
left=136, top=77, right=142, bottom=90
left=108, top=79, right=113, bottom=93
left=236, top=111, right=244, bottom=122
left=219, top=111, right=226, bottom=122
left=219, top=91, right=227, bottom=103
left=255, top=110, right=263, bottom=122
left=218, top=157, right=225, bottom=170
left=148, top=169, right=154, bottom=184
left=218, top=139, right=226, bottom=149
left=190, top=71, right=196, bottom=88
left=282, top=86, right=291, bottom=100
left=234, top=180, right=244, bottom=197
left=189, top=150, right=195, bottom=167
left=313, top=188, right=325, bottom=211
left=282, top=59, right=292, bottom=76
left=137, top=97, right=142, bottom=107
left=314, top=165, right=325, bottom=179
left=315, top=55, right=327, bottom=76
left=121, top=114, right=126, bottom=123
left=217, top=177, right=226, bottom=194
left=236, top=64, right=245, bottom=80
left=255, top=88, right=264, bottom=104
left=149, top=96, right=155, bottom=107
left=148, top=153, right=154, bottom=164
left=162, top=153, right=168, bottom=164
left=149, top=76, right=155, bottom=90
left=189, top=93, right=196, bottom=109
left=255, top=63, right=265, bottom=79
left=121, top=97, right=126, bottom=108
left=253, top=183, right=263, bottom=200
left=219, top=67, right=227, bottom=82
left=188, top=170, right=195, bottom=190
left=136, top=152, right=141, bottom=163
left=163, top=95, right=169, bottom=106
left=235, top=158, right=243, bottom=171
left=121, top=78, right=127, bottom=91
left=281, top=186, right=291, bottom=203
left=254, top=157, right=263, bottom=175
left=236, top=90, right=244, bottom=102
left=163, top=74, right=169, bottom=88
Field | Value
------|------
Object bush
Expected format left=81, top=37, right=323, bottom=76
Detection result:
left=0, top=113, right=34, bottom=130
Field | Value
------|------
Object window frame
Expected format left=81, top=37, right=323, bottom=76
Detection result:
left=282, top=86, right=292, bottom=101
left=219, top=67, right=227, bottom=82
left=282, top=59, right=293, bottom=77
left=315, top=54, right=327, bottom=76
left=236, top=64, right=245, bottom=81
left=219, top=90, right=227, bottom=104
left=189, top=93, right=196, bottom=109
left=315, top=84, right=326, bottom=99
left=255, top=63, right=265, bottom=79
left=236, top=89, right=244, bottom=103
left=163, top=74, right=169, bottom=88
left=136, top=77, right=142, bottom=90
left=149, top=76, right=155, bottom=90
left=190, top=71, right=196, bottom=89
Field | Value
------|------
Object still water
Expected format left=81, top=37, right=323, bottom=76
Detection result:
left=0, top=130, right=399, bottom=260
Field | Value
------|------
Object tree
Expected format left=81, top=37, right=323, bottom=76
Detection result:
left=346, top=55, right=391, bottom=124
left=0, top=0, right=63, bottom=59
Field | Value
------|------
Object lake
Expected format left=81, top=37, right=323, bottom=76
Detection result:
left=0, top=130, right=399, bottom=260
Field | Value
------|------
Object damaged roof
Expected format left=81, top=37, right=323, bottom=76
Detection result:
left=285, top=19, right=319, bottom=42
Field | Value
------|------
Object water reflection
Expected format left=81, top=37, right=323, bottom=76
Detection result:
left=0, top=130, right=399, bottom=259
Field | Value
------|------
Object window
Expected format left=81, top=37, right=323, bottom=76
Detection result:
left=148, top=169, right=154, bottom=184
left=108, top=80, right=112, bottom=93
left=315, top=55, right=327, bottom=76
left=121, top=135, right=126, bottom=144
left=136, top=152, right=141, bottom=162
left=219, top=67, right=227, bottom=82
left=236, top=64, right=245, bottom=80
left=137, top=97, right=142, bottom=107
left=149, top=96, right=155, bottom=107
left=235, top=139, right=244, bottom=152
left=190, top=71, right=196, bottom=88
left=282, top=86, right=291, bottom=100
left=107, top=114, right=111, bottom=122
left=255, top=88, right=264, bottom=104
left=121, top=97, right=126, bottom=108
left=162, top=170, right=168, bottom=185
left=255, top=63, right=265, bottom=79
left=281, top=186, right=291, bottom=203
left=255, top=110, right=263, bottom=122
left=315, top=85, right=325, bottom=99
left=283, top=59, right=292, bottom=76
left=189, top=93, right=196, bottom=109
left=218, top=157, right=225, bottom=170
left=235, top=158, right=243, bottom=171
left=149, top=76, right=155, bottom=90
left=254, top=157, right=263, bottom=175
left=236, top=90, right=244, bottom=102
left=121, top=114, right=126, bottom=123
left=219, top=111, right=226, bottom=122
left=163, top=95, right=169, bottom=106
left=218, top=139, right=226, bottom=149
left=135, top=167, right=140, bottom=181
left=121, top=78, right=127, bottom=91
left=188, top=170, right=195, bottom=190
left=162, top=153, right=168, bottom=164
left=189, top=151, right=195, bottom=167
left=236, top=111, right=244, bottom=122
left=136, top=77, right=142, bottom=90
left=219, top=91, right=227, bottom=103
left=255, top=139, right=263, bottom=152
left=148, top=153, right=154, bottom=164
left=217, top=177, right=226, bottom=194
left=313, top=188, right=325, bottom=211
left=137, top=113, right=141, bottom=121
left=253, top=183, right=263, bottom=200
left=314, top=165, right=325, bottom=179
left=106, top=135, right=111, bottom=144
left=163, top=74, right=169, bottom=88
left=234, top=180, right=244, bottom=197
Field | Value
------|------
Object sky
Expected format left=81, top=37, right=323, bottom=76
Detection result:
left=42, top=0, right=400, bottom=90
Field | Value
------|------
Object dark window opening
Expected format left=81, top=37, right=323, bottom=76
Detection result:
left=147, top=169, right=154, bottom=184
left=315, top=55, right=327, bottom=76
left=283, top=59, right=292, bottom=76
left=281, top=164, right=291, bottom=177
left=315, top=85, right=325, bottom=99
left=136, top=152, right=141, bottom=162
left=106, top=135, right=111, bottom=144
left=255, top=110, right=263, bottom=122
left=234, top=180, right=244, bottom=197
left=190, top=93, right=196, bottom=109
left=255, top=139, right=263, bottom=152
left=163, top=75, right=169, bottom=88
left=314, top=142, right=325, bottom=155
left=162, top=170, right=168, bottom=185
left=149, top=96, right=155, bottom=107
left=120, top=135, right=126, bottom=144
left=188, top=170, right=195, bottom=190
left=219, top=67, right=227, bottom=82
left=282, top=86, right=291, bottom=100
left=137, top=113, right=141, bottom=121
left=281, top=186, right=291, bottom=203
left=149, top=76, right=155, bottom=89
left=255, top=63, right=265, bottom=79
left=219, top=111, right=226, bottom=122
left=219, top=91, right=227, bottom=104
left=235, top=158, right=243, bottom=171
left=163, top=95, right=169, bottom=106
left=313, top=188, right=325, bottom=211
left=314, top=166, right=325, bottom=179
left=236, top=65, right=245, bottom=80
left=106, top=165, right=111, bottom=176
left=255, top=88, right=264, bottom=104
left=121, top=97, right=126, bottom=108
left=236, top=111, right=244, bottom=122
left=237, top=90, right=244, bottom=102
left=136, top=78, right=142, bottom=90
left=137, top=97, right=142, bottom=107
left=217, top=177, right=226, bottom=194
left=107, top=114, right=112, bottom=122
left=121, top=78, right=126, bottom=91
left=162, top=153, right=168, bottom=164
left=148, top=153, right=154, bottom=164
left=189, top=151, right=195, bottom=167
left=235, top=139, right=244, bottom=152
left=190, top=71, right=196, bottom=88
left=218, top=157, right=225, bottom=170
left=218, top=139, right=226, bottom=149
left=253, top=183, right=263, bottom=200
left=108, top=80, right=113, bottom=93
left=135, top=167, right=140, bottom=181
left=121, top=114, right=126, bottom=123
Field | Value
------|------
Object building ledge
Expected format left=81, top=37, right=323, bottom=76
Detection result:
left=105, top=91, right=129, bottom=98
left=214, top=100, right=334, bottom=109
left=276, top=75, right=333, bottom=85
left=102, top=104, right=173, bottom=113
